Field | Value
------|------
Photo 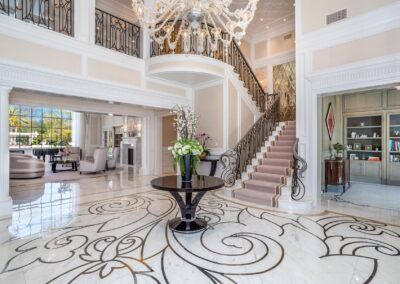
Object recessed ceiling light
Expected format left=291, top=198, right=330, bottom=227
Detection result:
left=266, top=25, right=270, bottom=29
left=283, top=18, right=287, bottom=22
left=108, top=113, right=113, bottom=116
left=260, top=18, right=264, bottom=22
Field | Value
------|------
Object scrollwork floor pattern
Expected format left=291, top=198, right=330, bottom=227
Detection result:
left=0, top=189, right=399, bottom=284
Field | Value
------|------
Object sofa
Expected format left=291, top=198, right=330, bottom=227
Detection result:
left=80, top=148, right=107, bottom=174
left=10, top=154, right=45, bottom=179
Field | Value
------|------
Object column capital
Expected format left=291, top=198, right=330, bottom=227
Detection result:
left=0, top=86, right=13, bottom=95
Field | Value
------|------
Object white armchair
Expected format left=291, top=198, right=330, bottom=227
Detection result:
left=107, top=147, right=120, bottom=170
left=80, top=148, right=107, bottom=174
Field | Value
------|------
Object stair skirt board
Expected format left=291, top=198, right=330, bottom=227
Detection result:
left=235, top=121, right=296, bottom=208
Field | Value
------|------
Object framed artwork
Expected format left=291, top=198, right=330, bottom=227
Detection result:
left=353, top=143, right=362, bottom=150
left=365, top=145, right=372, bottom=151
left=349, top=154, right=357, bottom=160
left=325, top=102, right=335, bottom=141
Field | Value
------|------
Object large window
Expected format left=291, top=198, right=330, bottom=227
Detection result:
left=9, top=105, right=73, bottom=149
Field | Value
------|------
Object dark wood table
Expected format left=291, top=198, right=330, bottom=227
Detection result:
left=151, top=175, right=224, bottom=233
left=324, top=159, right=350, bottom=193
left=51, top=160, right=78, bottom=173
left=200, top=155, right=220, bottom=176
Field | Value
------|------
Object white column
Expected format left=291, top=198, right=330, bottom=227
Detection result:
left=141, top=28, right=151, bottom=60
left=0, top=87, right=12, bottom=218
left=74, top=0, right=96, bottom=44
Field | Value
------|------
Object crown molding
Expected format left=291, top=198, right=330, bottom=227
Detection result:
left=307, top=54, right=400, bottom=94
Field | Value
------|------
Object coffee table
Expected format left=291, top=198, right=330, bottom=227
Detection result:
left=151, top=175, right=224, bottom=233
left=51, top=160, right=78, bottom=173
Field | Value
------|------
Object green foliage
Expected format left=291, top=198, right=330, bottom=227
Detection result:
left=333, top=143, right=345, bottom=152
left=168, top=139, right=203, bottom=174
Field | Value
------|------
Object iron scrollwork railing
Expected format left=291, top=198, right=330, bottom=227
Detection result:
left=291, top=138, right=307, bottom=200
left=150, top=21, right=266, bottom=113
left=95, top=9, right=141, bottom=58
left=0, top=0, right=73, bottom=36
left=220, top=95, right=280, bottom=187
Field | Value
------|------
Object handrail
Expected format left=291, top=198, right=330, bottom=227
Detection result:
left=150, top=21, right=266, bottom=112
left=0, top=0, right=73, bottom=36
left=220, top=94, right=280, bottom=187
left=291, top=138, right=307, bottom=200
left=95, top=8, right=141, bottom=58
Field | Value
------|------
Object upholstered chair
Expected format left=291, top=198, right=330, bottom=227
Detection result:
left=10, top=154, right=45, bottom=179
left=106, top=147, right=120, bottom=170
left=80, top=148, right=107, bottom=174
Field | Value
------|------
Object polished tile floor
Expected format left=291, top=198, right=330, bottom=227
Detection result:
left=0, top=169, right=399, bottom=284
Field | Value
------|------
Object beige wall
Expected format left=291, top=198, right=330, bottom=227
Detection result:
left=162, top=116, right=176, bottom=147
left=228, top=82, right=238, bottom=148
left=269, top=32, right=295, bottom=55
left=239, top=40, right=251, bottom=62
left=302, top=0, right=397, bottom=34
left=0, top=34, right=81, bottom=74
left=87, top=58, right=141, bottom=87
left=146, top=80, right=186, bottom=96
left=254, top=31, right=295, bottom=60
left=241, top=99, right=254, bottom=134
left=194, top=84, right=224, bottom=148
left=313, top=28, right=400, bottom=71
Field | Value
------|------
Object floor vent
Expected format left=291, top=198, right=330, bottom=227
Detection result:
left=326, top=9, right=347, bottom=25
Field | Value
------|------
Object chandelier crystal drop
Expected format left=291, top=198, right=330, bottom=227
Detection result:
left=132, top=0, right=258, bottom=53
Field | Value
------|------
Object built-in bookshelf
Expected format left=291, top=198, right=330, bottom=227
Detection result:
left=346, top=116, right=382, bottom=161
left=389, top=114, right=400, bottom=163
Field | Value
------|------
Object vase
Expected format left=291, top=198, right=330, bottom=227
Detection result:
left=181, top=154, right=193, bottom=182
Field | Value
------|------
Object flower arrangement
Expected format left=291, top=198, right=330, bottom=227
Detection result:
left=195, top=133, right=211, bottom=159
left=168, top=105, right=203, bottom=180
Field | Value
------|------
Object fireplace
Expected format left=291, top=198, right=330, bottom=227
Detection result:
left=120, top=137, right=141, bottom=169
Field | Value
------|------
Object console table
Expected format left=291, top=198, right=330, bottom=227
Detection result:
left=151, top=175, right=224, bottom=233
left=324, top=159, right=350, bottom=193
left=200, top=155, right=219, bottom=176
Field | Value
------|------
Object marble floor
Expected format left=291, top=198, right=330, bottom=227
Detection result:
left=0, top=169, right=400, bottom=284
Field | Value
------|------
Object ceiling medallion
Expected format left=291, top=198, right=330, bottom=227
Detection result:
left=132, top=0, right=259, bottom=53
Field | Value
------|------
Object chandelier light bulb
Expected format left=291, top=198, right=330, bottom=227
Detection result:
left=132, top=0, right=258, bottom=53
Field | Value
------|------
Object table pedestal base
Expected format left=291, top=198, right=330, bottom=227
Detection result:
left=169, top=217, right=207, bottom=233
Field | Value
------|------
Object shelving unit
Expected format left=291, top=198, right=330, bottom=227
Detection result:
left=388, top=114, right=400, bottom=185
left=345, top=115, right=383, bottom=183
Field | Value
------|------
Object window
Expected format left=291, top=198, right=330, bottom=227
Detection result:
left=9, top=105, right=73, bottom=149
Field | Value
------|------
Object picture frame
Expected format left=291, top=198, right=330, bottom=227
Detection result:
left=325, top=102, right=335, bottom=141
left=349, top=154, right=357, bottom=160
left=365, top=145, right=372, bottom=151
left=353, top=143, right=361, bottom=150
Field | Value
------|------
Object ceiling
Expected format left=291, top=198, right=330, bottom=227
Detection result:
left=150, top=71, right=220, bottom=86
left=97, top=0, right=295, bottom=38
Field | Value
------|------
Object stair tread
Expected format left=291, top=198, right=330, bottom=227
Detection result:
left=244, top=179, right=281, bottom=187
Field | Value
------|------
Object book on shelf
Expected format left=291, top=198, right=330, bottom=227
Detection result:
left=389, top=139, right=400, bottom=152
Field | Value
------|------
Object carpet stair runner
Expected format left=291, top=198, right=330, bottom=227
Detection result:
left=235, top=121, right=296, bottom=207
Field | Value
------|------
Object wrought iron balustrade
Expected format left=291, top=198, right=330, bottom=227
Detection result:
left=150, top=21, right=266, bottom=113
left=220, top=95, right=280, bottom=187
left=291, top=138, right=307, bottom=201
left=0, top=0, right=73, bottom=36
left=95, top=9, right=141, bottom=58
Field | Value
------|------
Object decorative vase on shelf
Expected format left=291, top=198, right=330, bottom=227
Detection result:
left=181, top=154, right=193, bottom=182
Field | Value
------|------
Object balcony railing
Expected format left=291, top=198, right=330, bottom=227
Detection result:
left=150, top=21, right=266, bottom=113
left=0, top=0, right=73, bottom=36
left=95, top=9, right=141, bottom=58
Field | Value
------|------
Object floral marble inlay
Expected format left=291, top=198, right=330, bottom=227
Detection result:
left=0, top=176, right=399, bottom=283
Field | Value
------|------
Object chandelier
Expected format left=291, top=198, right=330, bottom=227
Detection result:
left=132, top=0, right=258, bottom=53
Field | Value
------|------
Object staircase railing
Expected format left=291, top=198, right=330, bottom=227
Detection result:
left=150, top=21, right=266, bottom=112
left=220, top=94, right=280, bottom=187
left=291, top=138, right=307, bottom=200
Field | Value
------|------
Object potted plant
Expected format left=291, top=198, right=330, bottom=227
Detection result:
left=333, top=142, right=345, bottom=160
left=195, top=133, right=211, bottom=159
left=168, top=105, right=203, bottom=182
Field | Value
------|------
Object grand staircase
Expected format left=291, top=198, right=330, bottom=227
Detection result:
left=235, top=121, right=296, bottom=207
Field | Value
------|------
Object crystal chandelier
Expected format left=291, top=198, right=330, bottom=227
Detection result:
left=132, top=0, right=258, bottom=53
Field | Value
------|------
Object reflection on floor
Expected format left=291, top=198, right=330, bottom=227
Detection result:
left=0, top=169, right=399, bottom=283
left=324, top=182, right=400, bottom=211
